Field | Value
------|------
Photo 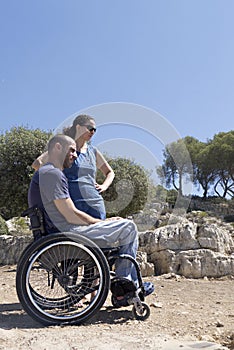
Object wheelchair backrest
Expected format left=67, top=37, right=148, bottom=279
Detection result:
left=21, top=206, right=46, bottom=240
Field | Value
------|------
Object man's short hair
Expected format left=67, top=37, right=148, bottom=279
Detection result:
left=47, top=134, right=75, bottom=153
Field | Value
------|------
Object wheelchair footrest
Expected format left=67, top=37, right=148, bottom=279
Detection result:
left=110, top=277, right=136, bottom=297
left=110, top=277, right=137, bottom=308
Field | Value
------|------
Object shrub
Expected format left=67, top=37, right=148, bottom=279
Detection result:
left=0, top=126, right=51, bottom=219
left=97, top=156, right=150, bottom=217
left=0, top=215, right=8, bottom=235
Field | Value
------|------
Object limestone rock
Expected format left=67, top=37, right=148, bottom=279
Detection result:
left=1, top=211, right=234, bottom=279
left=0, top=235, right=32, bottom=265
left=137, top=251, right=155, bottom=277
left=139, top=218, right=234, bottom=278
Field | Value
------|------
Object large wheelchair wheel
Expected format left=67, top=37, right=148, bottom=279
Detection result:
left=16, top=232, right=110, bottom=326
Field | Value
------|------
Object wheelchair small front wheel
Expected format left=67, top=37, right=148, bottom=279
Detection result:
left=132, top=302, right=150, bottom=321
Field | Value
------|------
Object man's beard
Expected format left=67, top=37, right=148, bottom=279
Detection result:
left=63, top=155, right=72, bottom=169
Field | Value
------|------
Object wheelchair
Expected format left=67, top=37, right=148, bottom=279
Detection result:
left=16, top=206, right=151, bottom=326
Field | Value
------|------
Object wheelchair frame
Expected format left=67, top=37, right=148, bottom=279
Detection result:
left=16, top=206, right=150, bottom=326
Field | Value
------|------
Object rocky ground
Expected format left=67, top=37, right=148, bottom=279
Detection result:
left=0, top=265, right=233, bottom=350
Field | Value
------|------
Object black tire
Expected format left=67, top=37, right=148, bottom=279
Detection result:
left=111, top=294, right=122, bottom=308
left=132, top=302, right=150, bottom=321
left=16, top=232, right=110, bottom=326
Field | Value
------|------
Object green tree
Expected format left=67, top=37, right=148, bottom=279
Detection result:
left=158, top=132, right=234, bottom=199
left=0, top=126, right=51, bottom=219
left=156, top=138, right=193, bottom=196
left=166, top=189, right=178, bottom=207
left=209, top=131, right=234, bottom=198
left=184, top=136, right=216, bottom=198
left=154, top=185, right=168, bottom=201
left=97, top=156, right=150, bottom=217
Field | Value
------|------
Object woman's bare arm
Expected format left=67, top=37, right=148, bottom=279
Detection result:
left=31, top=151, right=49, bottom=170
left=96, top=150, right=115, bottom=193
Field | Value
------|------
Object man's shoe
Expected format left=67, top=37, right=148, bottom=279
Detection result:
left=143, top=281, right=154, bottom=296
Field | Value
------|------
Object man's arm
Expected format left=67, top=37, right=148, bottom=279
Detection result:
left=54, top=198, right=102, bottom=225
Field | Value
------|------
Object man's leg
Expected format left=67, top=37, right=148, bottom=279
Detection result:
left=70, top=219, right=138, bottom=283
left=114, top=240, right=139, bottom=285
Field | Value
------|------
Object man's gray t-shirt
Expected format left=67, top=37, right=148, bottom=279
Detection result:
left=28, top=163, right=71, bottom=232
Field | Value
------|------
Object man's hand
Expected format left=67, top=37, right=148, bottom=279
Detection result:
left=104, top=217, right=123, bottom=221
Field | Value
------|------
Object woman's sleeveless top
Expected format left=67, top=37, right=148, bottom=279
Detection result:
left=63, top=145, right=106, bottom=219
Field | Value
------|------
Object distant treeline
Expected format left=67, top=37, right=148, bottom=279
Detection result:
left=0, top=126, right=233, bottom=220
left=157, top=131, right=234, bottom=198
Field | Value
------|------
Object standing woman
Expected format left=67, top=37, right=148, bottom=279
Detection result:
left=63, top=114, right=114, bottom=219
left=32, top=114, right=114, bottom=219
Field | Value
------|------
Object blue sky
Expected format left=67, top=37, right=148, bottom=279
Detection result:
left=1, top=0, right=234, bottom=187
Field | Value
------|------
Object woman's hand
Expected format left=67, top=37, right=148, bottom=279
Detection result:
left=95, top=182, right=107, bottom=193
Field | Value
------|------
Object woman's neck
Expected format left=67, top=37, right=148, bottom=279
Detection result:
left=76, top=139, right=88, bottom=152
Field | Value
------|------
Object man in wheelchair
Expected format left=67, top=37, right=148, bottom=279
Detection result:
left=28, top=134, right=154, bottom=303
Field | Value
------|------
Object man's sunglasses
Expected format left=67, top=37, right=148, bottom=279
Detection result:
left=84, top=125, right=97, bottom=133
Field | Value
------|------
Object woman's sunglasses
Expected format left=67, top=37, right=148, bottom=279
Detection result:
left=84, top=125, right=97, bottom=133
